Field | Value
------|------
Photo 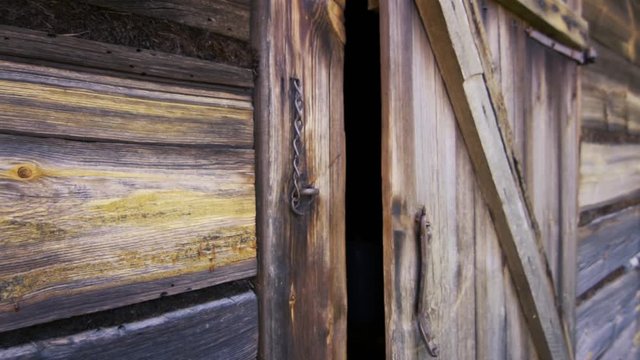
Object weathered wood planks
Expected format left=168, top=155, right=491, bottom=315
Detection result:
left=414, top=0, right=571, bottom=358
left=576, top=270, right=640, bottom=360
left=82, top=0, right=251, bottom=41
left=0, top=134, right=256, bottom=331
left=584, top=0, right=639, bottom=65
left=579, top=143, right=640, bottom=211
left=380, top=1, right=483, bottom=357
left=0, top=25, right=253, bottom=88
left=582, top=43, right=640, bottom=134
left=596, top=317, right=640, bottom=360
left=493, top=0, right=588, bottom=49
left=0, top=290, right=258, bottom=360
left=577, top=206, right=640, bottom=296
left=0, top=61, right=253, bottom=146
left=252, top=0, right=347, bottom=359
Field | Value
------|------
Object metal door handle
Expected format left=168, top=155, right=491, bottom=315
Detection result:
left=416, top=206, right=439, bottom=357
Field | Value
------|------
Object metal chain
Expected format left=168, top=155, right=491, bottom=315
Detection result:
left=290, top=78, right=305, bottom=215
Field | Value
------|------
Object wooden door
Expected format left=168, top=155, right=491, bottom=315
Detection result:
left=379, top=0, right=581, bottom=359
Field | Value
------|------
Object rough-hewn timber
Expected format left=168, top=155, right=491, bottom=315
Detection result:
left=83, top=0, right=251, bottom=41
left=0, top=61, right=253, bottom=146
left=0, top=25, right=253, bottom=89
left=414, top=0, right=571, bottom=359
left=0, top=134, right=256, bottom=331
left=575, top=270, right=640, bottom=360
left=577, top=206, right=640, bottom=296
left=579, top=143, right=640, bottom=211
left=493, top=0, right=588, bottom=49
left=253, top=0, right=347, bottom=359
left=0, top=290, right=258, bottom=360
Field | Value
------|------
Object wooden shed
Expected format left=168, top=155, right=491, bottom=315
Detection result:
left=0, top=0, right=637, bottom=359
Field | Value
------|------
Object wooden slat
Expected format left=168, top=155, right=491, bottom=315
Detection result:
left=0, top=25, right=253, bottom=88
left=82, top=0, right=250, bottom=41
left=481, top=0, right=580, bottom=347
left=581, top=43, right=640, bottom=134
left=493, top=0, right=588, bottom=50
left=380, top=1, right=480, bottom=357
left=558, top=51, right=580, bottom=351
left=577, top=206, right=640, bottom=296
left=576, top=270, right=640, bottom=360
left=0, top=61, right=253, bottom=146
left=584, top=0, right=639, bottom=65
left=252, top=0, right=347, bottom=359
left=596, top=318, right=640, bottom=360
left=475, top=200, right=506, bottom=360
left=0, top=134, right=256, bottom=331
left=414, top=0, right=571, bottom=359
left=0, top=290, right=258, bottom=360
left=579, top=143, right=640, bottom=211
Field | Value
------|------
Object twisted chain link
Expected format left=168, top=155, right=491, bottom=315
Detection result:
left=290, top=78, right=305, bottom=215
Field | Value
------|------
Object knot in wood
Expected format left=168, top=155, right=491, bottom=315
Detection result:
left=17, top=166, right=33, bottom=179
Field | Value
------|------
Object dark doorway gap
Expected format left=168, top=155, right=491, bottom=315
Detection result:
left=344, top=1, right=385, bottom=358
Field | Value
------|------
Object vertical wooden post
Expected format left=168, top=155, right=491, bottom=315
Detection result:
left=252, top=0, right=347, bottom=359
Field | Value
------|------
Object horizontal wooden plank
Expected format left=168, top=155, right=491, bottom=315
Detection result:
left=581, top=43, right=640, bottom=134
left=494, top=0, right=588, bottom=49
left=0, top=290, right=258, bottom=359
left=82, top=0, right=250, bottom=42
left=579, top=143, right=640, bottom=210
left=0, top=134, right=256, bottom=332
left=0, top=61, right=253, bottom=146
left=584, top=0, right=639, bottom=65
left=0, top=25, right=253, bottom=88
left=576, top=270, right=640, bottom=360
left=577, top=206, right=640, bottom=296
left=596, top=317, right=639, bottom=360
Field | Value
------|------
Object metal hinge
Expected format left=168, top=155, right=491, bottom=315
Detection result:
left=525, top=28, right=597, bottom=65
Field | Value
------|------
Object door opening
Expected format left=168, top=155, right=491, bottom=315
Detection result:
left=344, top=1, right=385, bottom=358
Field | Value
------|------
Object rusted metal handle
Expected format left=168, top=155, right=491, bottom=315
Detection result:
left=416, top=206, right=439, bottom=357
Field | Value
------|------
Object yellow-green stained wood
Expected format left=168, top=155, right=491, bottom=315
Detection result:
left=494, top=0, right=588, bottom=49
left=0, top=134, right=256, bottom=332
left=0, top=61, right=253, bottom=146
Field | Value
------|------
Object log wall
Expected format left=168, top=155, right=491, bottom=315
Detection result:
left=576, top=0, right=640, bottom=358
left=0, top=1, right=258, bottom=358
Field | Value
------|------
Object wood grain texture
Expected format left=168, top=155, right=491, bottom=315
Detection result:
left=584, top=0, right=639, bottom=65
left=579, top=143, right=640, bottom=211
left=0, top=61, right=253, bottom=146
left=380, top=2, right=478, bottom=357
left=576, top=270, right=640, bottom=360
left=475, top=200, right=506, bottom=360
left=480, top=3, right=581, bottom=347
left=581, top=43, right=640, bottom=134
left=493, top=0, right=588, bottom=49
left=414, top=0, right=570, bottom=358
left=0, top=134, right=256, bottom=331
left=82, top=0, right=250, bottom=41
left=0, top=290, right=258, bottom=360
left=577, top=206, right=640, bottom=296
left=596, top=318, right=640, bottom=360
left=252, top=0, right=347, bottom=359
left=0, top=25, right=253, bottom=88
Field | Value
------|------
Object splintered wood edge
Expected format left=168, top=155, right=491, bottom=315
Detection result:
left=414, top=0, right=572, bottom=359
left=494, top=0, right=589, bottom=50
